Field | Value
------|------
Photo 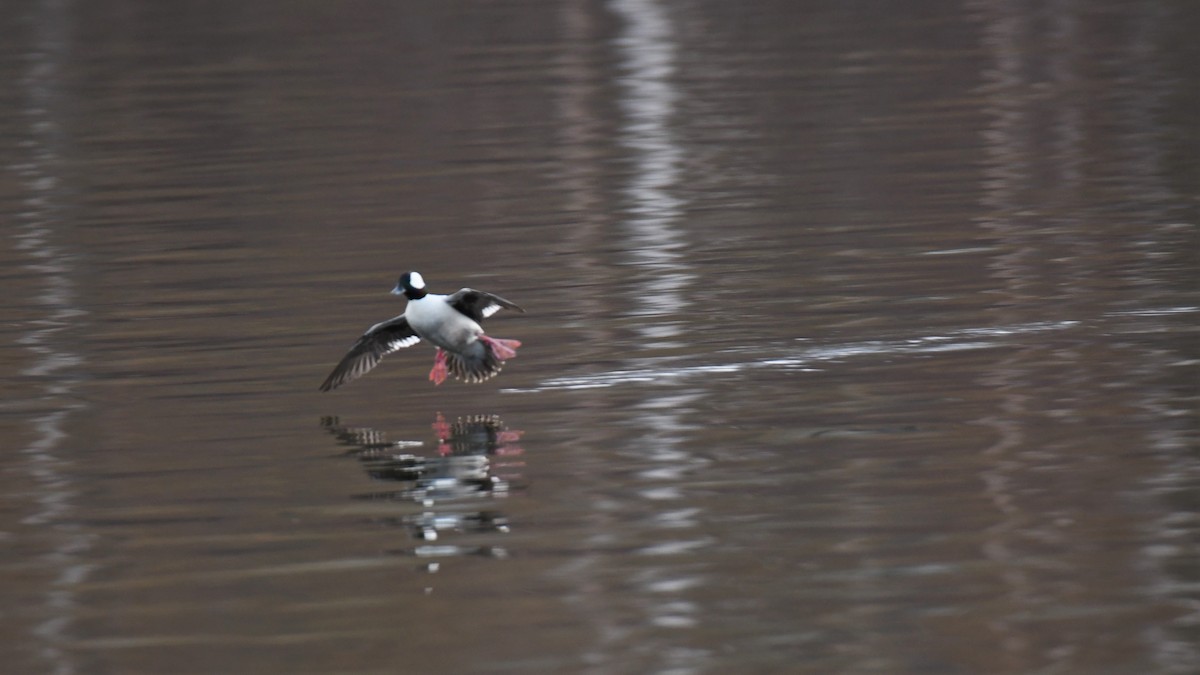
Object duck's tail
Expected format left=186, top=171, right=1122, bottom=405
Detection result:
left=445, top=336, right=521, bottom=383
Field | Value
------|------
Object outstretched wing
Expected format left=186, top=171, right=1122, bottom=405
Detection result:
left=319, top=315, right=421, bottom=391
left=446, top=288, right=525, bottom=323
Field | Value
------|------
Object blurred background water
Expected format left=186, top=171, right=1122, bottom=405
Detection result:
left=1, top=0, right=1197, bottom=673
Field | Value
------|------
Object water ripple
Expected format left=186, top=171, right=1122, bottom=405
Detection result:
left=505, top=320, right=1082, bottom=392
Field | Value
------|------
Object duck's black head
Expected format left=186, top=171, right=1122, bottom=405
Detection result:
left=392, top=271, right=428, bottom=300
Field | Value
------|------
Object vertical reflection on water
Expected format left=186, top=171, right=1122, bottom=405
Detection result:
left=550, top=1, right=710, bottom=671
left=972, top=4, right=1066, bottom=666
left=598, top=2, right=708, bottom=673
left=10, top=1, right=91, bottom=672
left=553, top=0, right=613, bottom=339
left=550, top=4, right=629, bottom=669
left=1109, top=5, right=1200, bottom=671
left=973, top=0, right=1199, bottom=671
left=610, top=0, right=693, bottom=345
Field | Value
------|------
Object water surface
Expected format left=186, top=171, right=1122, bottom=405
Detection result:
left=2, top=1, right=1197, bottom=673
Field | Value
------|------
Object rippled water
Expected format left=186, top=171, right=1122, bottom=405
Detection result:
left=2, top=1, right=1197, bottom=673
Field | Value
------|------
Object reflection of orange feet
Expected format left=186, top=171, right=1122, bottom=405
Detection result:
left=429, top=349, right=448, bottom=385
left=432, top=412, right=453, bottom=454
left=479, top=335, right=521, bottom=361
left=432, top=412, right=451, bottom=440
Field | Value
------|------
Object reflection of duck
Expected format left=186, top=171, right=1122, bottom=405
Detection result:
left=320, top=271, right=525, bottom=390
left=433, top=413, right=524, bottom=457
left=320, top=414, right=524, bottom=544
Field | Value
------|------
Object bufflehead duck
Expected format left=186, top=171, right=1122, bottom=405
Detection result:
left=320, top=271, right=524, bottom=391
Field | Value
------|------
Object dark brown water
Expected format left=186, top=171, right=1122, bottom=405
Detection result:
left=2, top=1, right=1197, bottom=673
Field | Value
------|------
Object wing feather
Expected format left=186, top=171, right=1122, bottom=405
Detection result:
left=445, top=288, right=524, bottom=323
left=319, top=315, right=420, bottom=391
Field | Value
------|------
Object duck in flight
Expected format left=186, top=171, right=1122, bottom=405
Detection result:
left=320, top=272, right=524, bottom=391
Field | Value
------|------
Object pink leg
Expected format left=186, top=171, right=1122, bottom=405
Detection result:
left=478, top=335, right=521, bottom=361
left=429, top=348, right=448, bottom=385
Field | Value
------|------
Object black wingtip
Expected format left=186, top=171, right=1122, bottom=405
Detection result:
left=318, top=374, right=341, bottom=392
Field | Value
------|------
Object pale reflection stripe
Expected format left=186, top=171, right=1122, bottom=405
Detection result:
left=505, top=320, right=1083, bottom=392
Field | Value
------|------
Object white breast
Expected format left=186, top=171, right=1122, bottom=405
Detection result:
left=405, top=295, right=481, bottom=351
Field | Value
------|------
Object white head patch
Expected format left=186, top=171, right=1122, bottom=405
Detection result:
left=409, top=272, right=425, bottom=290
